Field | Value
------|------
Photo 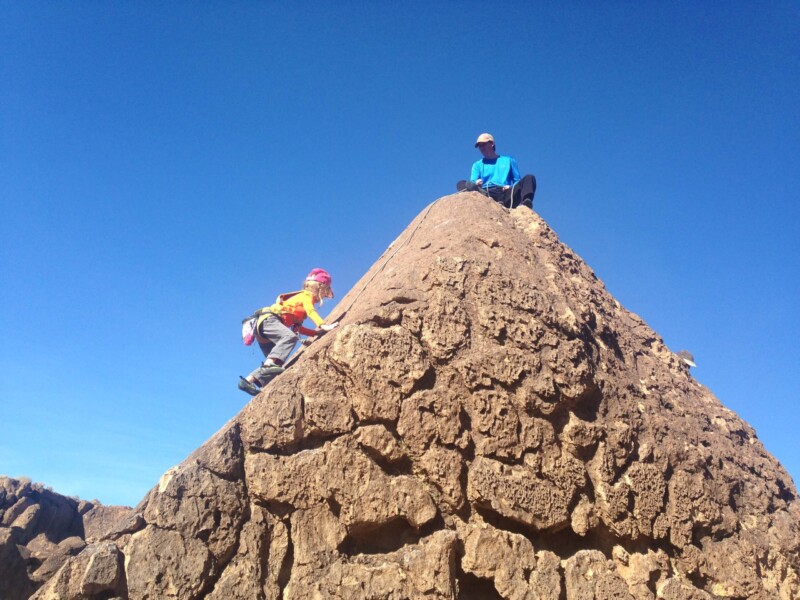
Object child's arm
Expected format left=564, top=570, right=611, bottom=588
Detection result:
left=299, top=293, right=325, bottom=326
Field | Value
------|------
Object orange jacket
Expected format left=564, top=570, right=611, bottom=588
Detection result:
left=256, top=290, right=324, bottom=337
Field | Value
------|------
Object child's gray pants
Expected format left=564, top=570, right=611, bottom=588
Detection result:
left=247, top=315, right=299, bottom=381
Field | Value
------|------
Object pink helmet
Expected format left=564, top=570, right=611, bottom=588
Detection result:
left=306, top=268, right=334, bottom=296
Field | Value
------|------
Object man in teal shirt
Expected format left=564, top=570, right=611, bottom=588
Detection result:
left=457, top=133, right=536, bottom=208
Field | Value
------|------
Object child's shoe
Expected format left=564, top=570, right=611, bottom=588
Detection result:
left=238, top=377, right=260, bottom=397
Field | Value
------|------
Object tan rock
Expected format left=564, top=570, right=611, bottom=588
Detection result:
left=246, top=438, right=438, bottom=532
left=0, top=526, right=37, bottom=600
left=418, top=444, right=465, bottom=511
left=531, top=551, right=562, bottom=600
left=468, top=456, right=570, bottom=531
left=460, top=522, right=537, bottom=599
left=142, top=460, right=247, bottom=563
left=286, top=529, right=457, bottom=599
left=354, top=423, right=409, bottom=465
left=206, top=504, right=289, bottom=600
left=329, top=323, right=430, bottom=421
left=20, top=194, right=800, bottom=599
left=30, top=543, right=123, bottom=600
left=3, top=496, right=37, bottom=527
left=563, top=550, right=635, bottom=599
left=656, top=577, right=713, bottom=599
left=0, top=476, right=131, bottom=600
left=82, top=503, right=136, bottom=543
left=124, top=526, right=212, bottom=599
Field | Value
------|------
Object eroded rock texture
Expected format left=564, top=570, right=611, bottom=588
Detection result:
left=35, top=194, right=800, bottom=599
left=0, top=476, right=132, bottom=600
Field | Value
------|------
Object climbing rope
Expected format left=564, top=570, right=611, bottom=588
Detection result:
left=332, top=196, right=442, bottom=323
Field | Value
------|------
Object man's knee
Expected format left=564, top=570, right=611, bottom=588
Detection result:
left=457, top=180, right=486, bottom=193
left=521, top=174, right=536, bottom=191
left=520, top=174, right=536, bottom=208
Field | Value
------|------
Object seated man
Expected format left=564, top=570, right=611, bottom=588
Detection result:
left=456, top=133, right=536, bottom=209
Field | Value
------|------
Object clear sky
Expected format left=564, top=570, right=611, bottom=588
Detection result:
left=1, top=2, right=798, bottom=507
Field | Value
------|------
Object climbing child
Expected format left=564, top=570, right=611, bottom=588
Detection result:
left=238, top=268, right=338, bottom=396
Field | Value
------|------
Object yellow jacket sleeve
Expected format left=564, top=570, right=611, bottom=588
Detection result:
left=299, top=292, right=324, bottom=326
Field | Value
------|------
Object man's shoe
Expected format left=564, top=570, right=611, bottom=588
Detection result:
left=238, top=377, right=260, bottom=397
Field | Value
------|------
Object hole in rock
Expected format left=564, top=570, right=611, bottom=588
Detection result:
left=262, top=500, right=294, bottom=519
left=408, top=366, right=437, bottom=395
left=777, top=479, right=796, bottom=503
left=277, top=521, right=294, bottom=595
left=327, top=497, right=342, bottom=518
left=570, top=386, right=603, bottom=424
left=685, top=569, right=713, bottom=598
left=598, top=329, right=624, bottom=360
left=371, top=314, right=402, bottom=327
left=360, top=446, right=414, bottom=477
left=646, top=566, right=661, bottom=597
left=388, top=296, right=418, bottom=305
left=549, top=386, right=603, bottom=435
left=534, top=523, right=618, bottom=559
left=474, top=505, right=538, bottom=542
left=455, top=570, right=503, bottom=600
left=496, top=325, right=508, bottom=345
left=338, top=517, right=423, bottom=556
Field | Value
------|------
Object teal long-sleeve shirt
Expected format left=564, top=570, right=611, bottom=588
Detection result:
left=470, top=155, right=521, bottom=189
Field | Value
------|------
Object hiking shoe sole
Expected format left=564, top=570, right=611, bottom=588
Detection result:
left=238, top=377, right=260, bottom=397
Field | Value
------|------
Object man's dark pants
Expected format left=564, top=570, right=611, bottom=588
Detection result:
left=456, top=175, right=537, bottom=208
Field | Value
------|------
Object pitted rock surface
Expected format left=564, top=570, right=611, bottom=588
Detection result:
left=29, top=194, right=800, bottom=599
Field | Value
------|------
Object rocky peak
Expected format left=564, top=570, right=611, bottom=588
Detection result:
left=30, top=193, right=800, bottom=599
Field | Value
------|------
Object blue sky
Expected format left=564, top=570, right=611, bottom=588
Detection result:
left=1, top=2, right=797, bottom=507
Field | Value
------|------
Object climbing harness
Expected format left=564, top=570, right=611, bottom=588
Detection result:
left=334, top=197, right=441, bottom=322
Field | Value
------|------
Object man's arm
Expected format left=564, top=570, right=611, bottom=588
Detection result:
left=470, top=160, right=482, bottom=185
left=509, top=157, right=521, bottom=185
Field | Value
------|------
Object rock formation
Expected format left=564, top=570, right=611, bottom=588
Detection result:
left=27, top=194, right=800, bottom=599
left=0, top=476, right=132, bottom=600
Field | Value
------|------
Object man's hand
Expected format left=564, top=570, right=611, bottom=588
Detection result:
left=319, top=323, right=339, bottom=333
left=475, top=178, right=483, bottom=186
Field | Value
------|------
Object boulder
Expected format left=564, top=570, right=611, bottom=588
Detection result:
left=0, top=476, right=132, bottom=600
left=24, top=195, right=800, bottom=598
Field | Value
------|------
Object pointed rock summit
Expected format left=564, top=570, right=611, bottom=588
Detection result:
left=33, top=193, right=799, bottom=599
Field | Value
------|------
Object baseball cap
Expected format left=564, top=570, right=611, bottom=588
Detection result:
left=474, top=133, right=495, bottom=147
